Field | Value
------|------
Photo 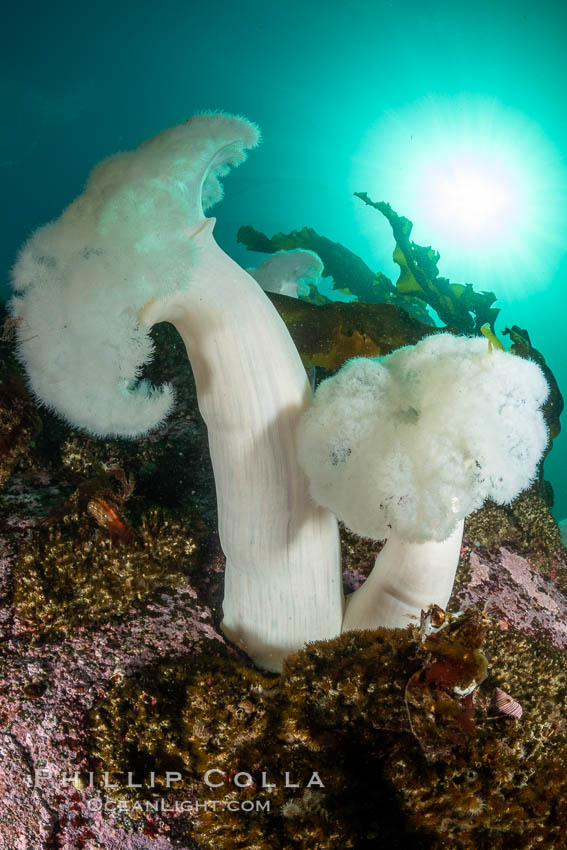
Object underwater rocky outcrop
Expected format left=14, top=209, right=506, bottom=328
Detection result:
left=85, top=607, right=567, bottom=850
left=266, top=293, right=435, bottom=373
left=0, top=205, right=566, bottom=848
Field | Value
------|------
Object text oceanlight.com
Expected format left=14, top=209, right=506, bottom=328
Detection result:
left=86, top=798, right=272, bottom=814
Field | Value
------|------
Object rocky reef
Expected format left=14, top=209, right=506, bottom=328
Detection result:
left=1, top=213, right=566, bottom=849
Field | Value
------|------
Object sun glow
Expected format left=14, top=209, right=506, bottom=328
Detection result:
left=352, top=96, right=567, bottom=299
left=419, top=152, right=521, bottom=245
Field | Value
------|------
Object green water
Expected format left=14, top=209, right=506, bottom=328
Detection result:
left=2, top=0, right=567, bottom=517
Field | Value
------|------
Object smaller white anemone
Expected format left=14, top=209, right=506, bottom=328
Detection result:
left=297, top=333, right=549, bottom=631
left=248, top=249, right=324, bottom=299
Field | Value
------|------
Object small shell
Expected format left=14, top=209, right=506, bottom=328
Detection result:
left=493, top=687, right=523, bottom=718
left=420, top=604, right=445, bottom=639
left=429, top=604, right=446, bottom=629
left=419, top=604, right=463, bottom=640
